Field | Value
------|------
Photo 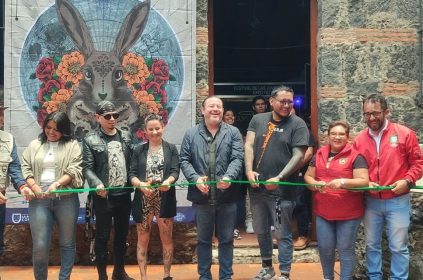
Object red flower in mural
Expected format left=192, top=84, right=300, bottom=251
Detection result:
left=37, top=79, right=65, bottom=102
left=37, top=108, right=48, bottom=126
left=35, top=57, right=55, bottom=82
left=145, top=81, right=167, bottom=103
left=151, top=59, right=170, bottom=86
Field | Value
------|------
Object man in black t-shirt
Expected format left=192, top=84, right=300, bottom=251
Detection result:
left=83, top=101, right=134, bottom=280
left=245, top=85, right=309, bottom=280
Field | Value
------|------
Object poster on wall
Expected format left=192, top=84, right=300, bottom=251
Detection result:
left=4, top=0, right=196, bottom=223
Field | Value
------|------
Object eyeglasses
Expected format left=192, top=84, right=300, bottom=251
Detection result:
left=363, top=111, right=383, bottom=119
left=102, top=113, right=119, bottom=120
left=272, top=97, right=293, bottom=106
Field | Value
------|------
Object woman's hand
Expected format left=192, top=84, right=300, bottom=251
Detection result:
left=20, top=186, right=35, bottom=200
left=264, top=176, right=280, bottom=191
left=326, top=179, right=343, bottom=190
left=158, top=179, right=171, bottom=192
left=313, top=181, right=327, bottom=193
left=46, top=181, right=61, bottom=196
left=139, top=180, right=154, bottom=197
left=30, top=183, right=45, bottom=198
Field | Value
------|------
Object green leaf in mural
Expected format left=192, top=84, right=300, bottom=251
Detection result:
left=169, top=74, right=176, bottom=81
left=147, top=75, right=154, bottom=81
left=30, top=73, right=36, bottom=79
left=53, top=55, right=61, bottom=65
left=133, top=83, right=141, bottom=90
left=145, top=57, right=152, bottom=68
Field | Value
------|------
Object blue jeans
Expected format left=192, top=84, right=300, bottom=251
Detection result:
left=364, top=194, right=411, bottom=280
left=250, top=191, right=295, bottom=274
left=0, top=202, right=5, bottom=256
left=195, top=202, right=237, bottom=280
left=29, top=194, right=80, bottom=280
left=316, top=216, right=361, bottom=280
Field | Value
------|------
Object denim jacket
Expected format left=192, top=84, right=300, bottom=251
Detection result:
left=0, top=130, right=25, bottom=192
left=82, top=128, right=133, bottom=197
left=180, top=122, right=244, bottom=204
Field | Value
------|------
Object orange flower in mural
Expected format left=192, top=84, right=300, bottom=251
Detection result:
left=57, top=51, right=84, bottom=86
left=43, top=101, right=60, bottom=114
left=133, top=90, right=162, bottom=113
left=122, top=53, right=150, bottom=86
left=51, top=89, right=73, bottom=102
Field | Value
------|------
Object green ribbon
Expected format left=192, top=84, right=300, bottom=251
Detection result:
left=5, top=179, right=423, bottom=200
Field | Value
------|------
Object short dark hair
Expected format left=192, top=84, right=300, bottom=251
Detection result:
left=328, top=120, right=350, bottom=137
left=39, top=111, right=72, bottom=144
left=251, top=96, right=266, bottom=106
left=362, top=94, right=388, bottom=111
left=270, top=85, right=294, bottom=97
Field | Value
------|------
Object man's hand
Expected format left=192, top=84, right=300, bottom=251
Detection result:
left=96, top=184, right=108, bottom=198
left=217, top=177, right=231, bottom=190
left=196, top=176, right=209, bottom=194
left=0, top=192, right=6, bottom=204
left=246, top=171, right=260, bottom=188
left=391, top=179, right=410, bottom=195
left=368, top=181, right=381, bottom=195
left=264, top=176, right=279, bottom=191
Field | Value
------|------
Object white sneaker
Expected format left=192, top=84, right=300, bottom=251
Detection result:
left=278, top=275, right=290, bottom=280
left=245, top=220, right=254, bottom=234
left=252, top=267, right=275, bottom=280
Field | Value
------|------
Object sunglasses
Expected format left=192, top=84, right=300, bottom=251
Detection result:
left=102, top=113, right=119, bottom=120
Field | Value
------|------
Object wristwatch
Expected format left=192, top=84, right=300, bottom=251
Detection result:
left=404, top=178, right=413, bottom=188
left=340, top=178, right=345, bottom=188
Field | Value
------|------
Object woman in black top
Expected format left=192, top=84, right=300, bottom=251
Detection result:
left=129, top=113, right=180, bottom=280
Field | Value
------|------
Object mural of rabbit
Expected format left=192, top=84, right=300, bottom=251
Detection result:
left=55, top=0, right=150, bottom=139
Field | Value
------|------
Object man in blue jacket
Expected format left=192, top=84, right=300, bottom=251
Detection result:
left=180, top=96, right=244, bottom=280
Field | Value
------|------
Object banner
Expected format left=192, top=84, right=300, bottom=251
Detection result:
left=4, top=0, right=196, bottom=223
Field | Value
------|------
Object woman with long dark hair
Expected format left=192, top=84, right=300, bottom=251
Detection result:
left=21, top=111, right=83, bottom=280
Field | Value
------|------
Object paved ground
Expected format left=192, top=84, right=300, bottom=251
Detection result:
left=0, top=262, right=341, bottom=280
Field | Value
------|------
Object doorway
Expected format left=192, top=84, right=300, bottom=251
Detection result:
left=211, top=0, right=312, bottom=131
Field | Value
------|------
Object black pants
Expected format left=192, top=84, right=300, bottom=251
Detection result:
left=93, top=194, right=131, bottom=266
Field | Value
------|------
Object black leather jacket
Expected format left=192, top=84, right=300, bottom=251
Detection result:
left=82, top=129, right=133, bottom=197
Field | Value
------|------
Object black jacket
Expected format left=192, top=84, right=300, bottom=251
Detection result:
left=82, top=129, right=133, bottom=197
left=129, top=141, right=180, bottom=222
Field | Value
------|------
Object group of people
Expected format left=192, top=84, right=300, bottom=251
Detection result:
left=0, top=87, right=422, bottom=280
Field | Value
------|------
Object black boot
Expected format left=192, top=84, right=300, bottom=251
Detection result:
left=111, top=268, right=134, bottom=280
left=97, top=263, right=109, bottom=280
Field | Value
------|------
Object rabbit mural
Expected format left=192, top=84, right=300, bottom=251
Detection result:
left=54, top=0, right=150, bottom=138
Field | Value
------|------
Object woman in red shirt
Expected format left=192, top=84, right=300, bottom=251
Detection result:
left=304, top=120, right=369, bottom=280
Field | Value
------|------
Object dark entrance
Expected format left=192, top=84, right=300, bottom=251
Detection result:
left=212, top=0, right=311, bottom=132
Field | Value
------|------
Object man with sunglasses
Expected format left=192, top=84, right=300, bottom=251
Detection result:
left=354, top=94, right=423, bottom=280
left=244, top=85, right=309, bottom=280
left=83, top=100, right=134, bottom=280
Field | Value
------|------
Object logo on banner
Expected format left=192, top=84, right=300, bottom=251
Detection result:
left=12, top=213, right=22, bottom=223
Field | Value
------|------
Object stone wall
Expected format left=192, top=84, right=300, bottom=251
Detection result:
left=196, top=0, right=210, bottom=120
left=318, top=1, right=423, bottom=279
left=317, top=0, right=423, bottom=142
